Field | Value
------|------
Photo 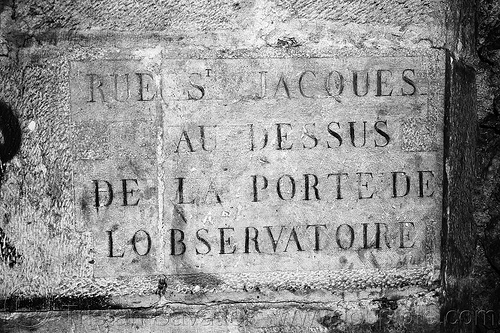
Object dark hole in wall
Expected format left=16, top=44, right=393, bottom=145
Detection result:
left=0, top=101, right=22, bottom=267
left=0, top=101, right=21, bottom=164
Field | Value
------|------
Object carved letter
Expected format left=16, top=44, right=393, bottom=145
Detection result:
left=87, top=74, right=105, bottom=102
left=307, top=224, right=327, bottom=251
left=418, top=171, right=435, bottom=197
left=399, top=222, right=416, bottom=248
left=299, top=71, right=316, bottom=98
left=111, top=73, right=130, bottom=101
left=401, top=69, right=417, bottom=96
left=249, top=123, right=268, bottom=151
left=107, top=230, right=124, bottom=257
left=363, top=223, right=391, bottom=249
left=327, top=122, right=342, bottom=148
left=122, top=179, right=140, bottom=206
left=325, top=71, right=344, bottom=101
left=327, top=173, right=349, bottom=199
left=219, top=227, right=236, bottom=254
left=199, top=125, right=217, bottom=152
left=362, top=223, right=372, bottom=249
left=252, top=175, right=268, bottom=202
left=174, top=130, right=195, bottom=153
left=392, top=172, right=410, bottom=197
left=93, top=180, right=113, bottom=210
left=265, top=226, right=285, bottom=252
left=277, top=175, right=296, bottom=200
left=357, top=172, right=374, bottom=199
left=304, top=174, right=320, bottom=201
left=276, top=123, right=293, bottom=150
left=132, top=229, right=152, bottom=256
left=170, top=229, right=186, bottom=255
left=187, top=73, right=205, bottom=100
left=274, top=75, right=291, bottom=99
left=244, top=227, right=261, bottom=253
left=302, top=123, right=318, bottom=149
left=353, top=71, right=369, bottom=97
left=284, top=228, right=304, bottom=252
left=203, top=180, right=222, bottom=204
left=196, top=228, right=211, bottom=255
left=175, top=177, right=195, bottom=204
left=376, top=70, right=393, bottom=96
left=336, top=224, right=355, bottom=249
left=376, top=223, right=391, bottom=249
left=349, top=121, right=367, bottom=147
left=136, top=73, right=156, bottom=101
left=374, top=120, right=390, bottom=147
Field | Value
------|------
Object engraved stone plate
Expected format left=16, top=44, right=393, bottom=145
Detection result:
left=160, top=56, right=441, bottom=277
left=70, top=55, right=443, bottom=281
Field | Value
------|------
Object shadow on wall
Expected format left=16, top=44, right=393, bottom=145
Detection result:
left=0, top=101, right=21, bottom=166
left=0, top=100, right=22, bottom=268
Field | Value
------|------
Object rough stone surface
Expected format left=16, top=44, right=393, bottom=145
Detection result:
left=10, top=0, right=444, bottom=32
left=469, top=0, right=500, bottom=333
left=0, top=0, right=481, bottom=332
left=441, top=54, right=476, bottom=333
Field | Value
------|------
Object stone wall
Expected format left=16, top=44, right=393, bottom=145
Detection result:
left=0, top=0, right=494, bottom=332
left=472, top=0, right=500, bottom=332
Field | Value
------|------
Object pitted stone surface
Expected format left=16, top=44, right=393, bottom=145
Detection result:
left=11, top=0, right=444, bottom=32
left=0, top=1, right=478, bottom=332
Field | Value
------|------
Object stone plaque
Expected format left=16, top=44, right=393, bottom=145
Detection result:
left=0, top=0, right=479, bottom=330
left=70, top=54, right=442, bottom=284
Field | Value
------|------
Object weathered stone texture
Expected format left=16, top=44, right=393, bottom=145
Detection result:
left=11, top=0, right=443, bottom=31
left=470, top=1, right=500, bottom=332
left=0, top=0, right=482, bottom=332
